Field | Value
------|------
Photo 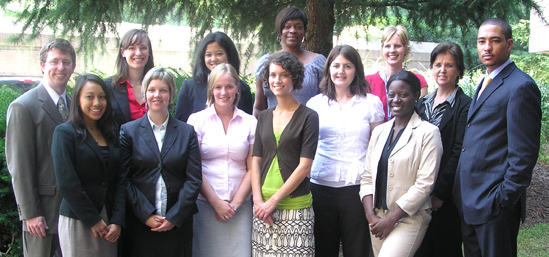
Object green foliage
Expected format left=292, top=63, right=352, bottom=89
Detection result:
left=2, top=0, right=544, bottom=62
left=0, top=85, right=23, bottom=256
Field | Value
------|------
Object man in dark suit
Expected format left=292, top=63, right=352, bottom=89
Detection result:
left=453, top=18, right=541, bottom=257
left=6, top=38, right=76, bottom=257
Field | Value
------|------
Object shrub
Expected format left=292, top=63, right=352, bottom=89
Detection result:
left=0, top=85, right=24, bottom=256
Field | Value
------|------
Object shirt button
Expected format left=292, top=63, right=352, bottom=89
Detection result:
left=389, top=159, right=394, bottom=163
left=467, top=123, right=471, bottom=127
left=462, top=148, right=465, bottom=152
left=389, top=173, right=394, bottom=177
left=388, top=186, right=393, bottom=191
left=158, top=163, right=162, bottom=168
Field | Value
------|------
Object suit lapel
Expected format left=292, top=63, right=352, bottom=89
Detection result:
left=160, top=116, right=178, bottom=159
left=390, top=113, right=421, bottom=157
left=37, top=84, right=64, bottom=124
left=83, top=130, right=107, bottom=171
left=113, top=84, right=131, bottom=121
left=139, top=116, right=162, bottom=162
left=438, top=103, right=454, bottom=131
left=468, top=63, right=516, bottom=121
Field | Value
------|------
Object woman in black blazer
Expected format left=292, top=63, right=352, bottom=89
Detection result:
left=120, top=67, right=202, bottom=257
left=175, top=31, right=253, bottom=122
left=415, top=42, right=472, bottom=257
left=105, top=29, right=155, bottom=127
left=52, top=74, right=125, bottom=257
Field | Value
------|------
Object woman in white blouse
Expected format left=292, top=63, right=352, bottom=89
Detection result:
left=187, top=63, right=257, bottom=257
left=307, top=45, right=384, bottom=257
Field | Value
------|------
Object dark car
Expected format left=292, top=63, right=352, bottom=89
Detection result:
left=0, top=76, right=41, bottom=92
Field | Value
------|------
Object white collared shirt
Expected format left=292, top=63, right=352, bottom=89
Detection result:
left=307, top=93, right=385, bottom=187
left=42, top=82, right=67, bottom=107
left=187, top=106, right=256, bottom=201
left=148, top=113, right=169, bottom=216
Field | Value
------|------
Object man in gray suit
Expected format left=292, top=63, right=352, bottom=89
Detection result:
left=6, top=38, right=76, bottom=257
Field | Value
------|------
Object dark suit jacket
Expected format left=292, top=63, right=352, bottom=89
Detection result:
left=105, top=78, right=132, bottom=128
left=417, top=87, right=472, bottom=202
left=120, top=114, right=202, bottom=228
left=453, top=62, right=541, bottom=225
left=175, top=78, right=253, bottom=122
left=6, top=84, right=69, bottom=234
left=52, top=123, right=125, bottom=228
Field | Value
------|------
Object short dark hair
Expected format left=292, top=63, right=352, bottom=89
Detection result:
left=69, top=74, right=118, bottom=145
left=387, top=71, right=421, bottom=97
left=39, top=39, right=76, bottom=66
left=261, top=51, right=305, bottom=90
left=430, top=41, right=465, bottom=85
left=320, top=45, right=369, bottom=101
left=275, top=7, right=308, bottom=36
left=111, top=29, right=155, bottom=88
left=480, top=18, right=512, bottom=40
left=193, top=32, right=241, bottom=86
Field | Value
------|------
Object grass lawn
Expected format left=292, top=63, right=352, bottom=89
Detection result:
left=518, top=223, right=549, bottom=257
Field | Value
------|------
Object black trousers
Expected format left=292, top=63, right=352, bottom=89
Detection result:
left=460, top=202, right=521, bottom=257
left=414, top=198, right=462, bottom=257
left=311, top=183, right=371, bottom=257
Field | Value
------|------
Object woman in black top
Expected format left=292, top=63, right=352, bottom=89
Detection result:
left=175, top=31, right=253, bottom=122
left=52, top=74, right=125, bottom=257
left=414, top=42, right=471, bottom=257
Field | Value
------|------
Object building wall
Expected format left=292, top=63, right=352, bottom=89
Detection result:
left=530, top=0, right=549, bottom=54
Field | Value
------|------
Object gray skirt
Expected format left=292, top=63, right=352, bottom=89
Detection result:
left=252, top=206, right=315, bottom=257
left=193, top=198, right=253, bottom=257
left=58, top=207, right=117, bottom=257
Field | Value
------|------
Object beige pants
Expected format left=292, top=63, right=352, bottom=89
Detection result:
left=370, top=208, right=431, bottom=257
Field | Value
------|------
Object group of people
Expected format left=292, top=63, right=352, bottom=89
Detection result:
left=5, top=5, right=541, bottom=257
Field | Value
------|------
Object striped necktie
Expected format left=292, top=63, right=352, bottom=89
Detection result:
left=478, top=77, right=492, bottom=97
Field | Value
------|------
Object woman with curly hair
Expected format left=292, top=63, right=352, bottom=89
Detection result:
left=251, top=51, right=319, bottom=256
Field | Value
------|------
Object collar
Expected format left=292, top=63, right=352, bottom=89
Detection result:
left=424, top=87, right=459, bottom=108
left=206, top=105, right=241, bottom=120
left=486, top=58, right=512, bottom=79
left=42, top=82, right=67, bottom=105
left=326, top=94, right=362, bottom=107
left=147, top=112, right=169, bottom=130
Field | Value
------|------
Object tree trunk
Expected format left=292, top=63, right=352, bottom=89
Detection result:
left=304, top=0, right=335, bottom=57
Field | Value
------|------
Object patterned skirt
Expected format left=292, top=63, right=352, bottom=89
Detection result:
left=252, top=206, right=314, bottom=257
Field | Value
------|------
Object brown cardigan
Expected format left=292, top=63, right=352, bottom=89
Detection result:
left=253, top=104, right=319, bottom=198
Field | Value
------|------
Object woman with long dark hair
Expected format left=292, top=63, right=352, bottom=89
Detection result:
left=307, top=45, right=384, bottom=256
left=175, top=31, right=253, bottom=122
left=52, top=74, right=125, bottom=257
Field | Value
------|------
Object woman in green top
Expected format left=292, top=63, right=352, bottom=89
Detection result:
left=251, top=51, right=319, bottom=256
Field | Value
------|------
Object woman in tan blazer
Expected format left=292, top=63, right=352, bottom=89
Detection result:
left=360, top=71, right=443, bottom=257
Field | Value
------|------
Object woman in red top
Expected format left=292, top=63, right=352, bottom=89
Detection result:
left=105, top=29, right=155, bottom=127
left=365, top=25, right=428, bottom=121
